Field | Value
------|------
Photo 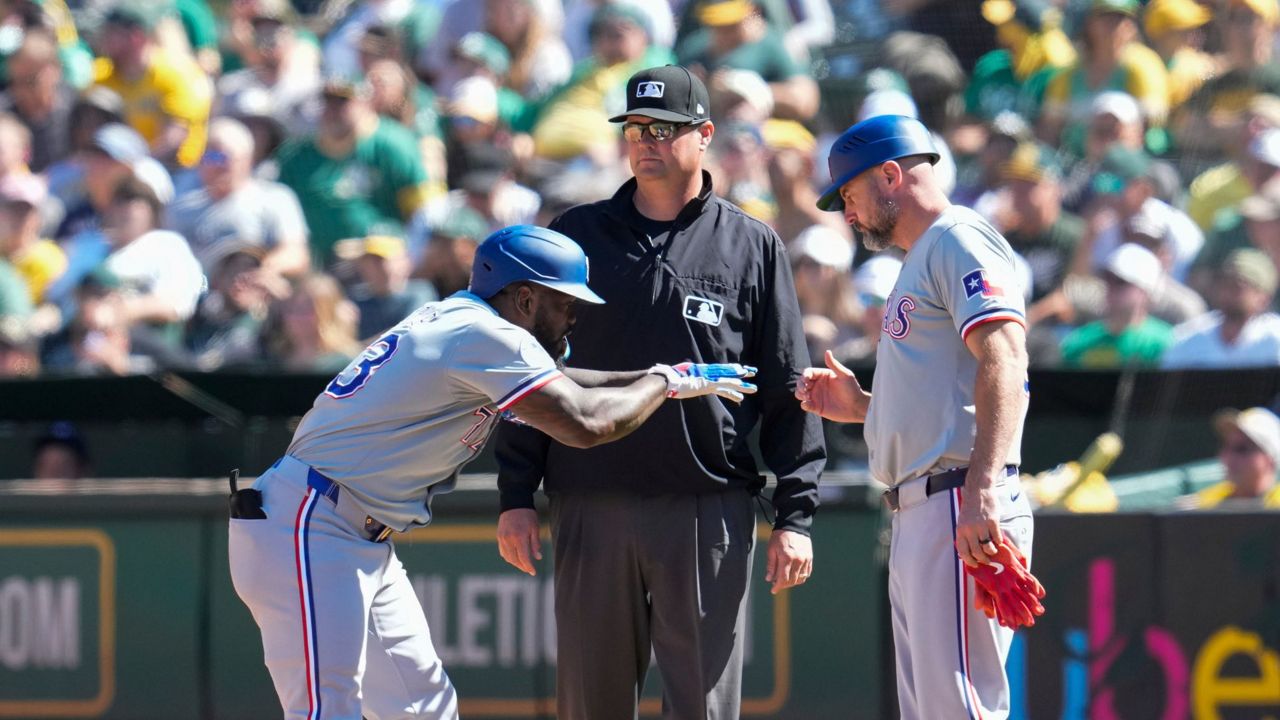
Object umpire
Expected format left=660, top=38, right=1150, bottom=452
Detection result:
left=493, top=65, right=825, bottom=720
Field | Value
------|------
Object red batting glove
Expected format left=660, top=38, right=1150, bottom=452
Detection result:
left=966, top=539, right=1046, bottom=629
left=973, top=584, right=998, bottom=621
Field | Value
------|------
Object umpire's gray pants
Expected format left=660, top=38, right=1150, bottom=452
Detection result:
left=550, top=490, right=755, bottom=720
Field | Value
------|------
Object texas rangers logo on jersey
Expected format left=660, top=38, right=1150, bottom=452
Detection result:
left=881, top=293, right=916, bottom=339
left=962, top=269, right=1005, bottom=299
left=637, top=81, right=665, bottom=98
left=684, top=295, right=724, bottom=326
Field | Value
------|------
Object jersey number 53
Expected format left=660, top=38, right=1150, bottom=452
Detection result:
left=324, top=333, right=402, bottom=399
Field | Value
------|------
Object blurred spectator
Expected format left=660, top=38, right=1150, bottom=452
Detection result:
left=418, top=0, right=564, bottom=91
left=166, top=117, right=310, bottom=279
left=46, top=124, right=173, bottom=307
left=31, top=421, right=92, bottom=480
left=486, top=0, right=573, bottom=101
left=414, top=206, right=488, bottom=296
left=345, top=235, right=437, bottom=339
left=1031, top=204, right=1207, bottom=330
left=989, top=141, right=1083, bottom=300
left=711, top=122, right=772, bottom=216
left=1185, top=407, right=1280, bottom=508
left=562, top=0, right=675, bottom=63
left=1060, top=242, right=1173, bottom=367
left=765, top=119, right=851, bottom=244
left=91, top=1, right=213, bottom=168
left=184, top=243, right=271, bottom=370
left=443, top=77, right=503, bottom=170
left=676, top=0, right=819, bottom=120
left=364, top=49, right=442, bottom=149
left=790, top=225, right=859, bottom=362
left=1173, top=0, right=1280, bottom=168
left=528, top=4, right=673, bottom=161
left=49, top=267, right=146, bottom=375
left=0, top=248, right=32, bottom=322
left=0, top=28, right=76, bottom=171
left=321, top=0, right=441, bottom=81
left=1080, top=145, right=1202, bottom=281
left=0, top=112, right=32, bottom=182
left=221, top=88, right=287, bottom=175
left=1186, top=96, right=1280, bottom=234
left=43, top=87, right=125, bottom=214
left=215, top=0, right=320, bottom=137
left=955, top=111, right=1030, bottom=210
left=1240, top=181, right=1280, bottom=274
left=0, top=320, right=38, bottom=376
left=0, top=174, right=65, bottom=305
left=1163, top=248, right=1280, bottom=368
left=101, top=177, right=204, bottom=330
left=275, top=77, right=432, bottom=267
left=838, top=254, right=902, bottom=365
left=1039, top=0, right=1168, bottom=159
left=447, top=143, right=540, bottom=230
left=261, top=273, right=361, bottom=371
left=964, top=0, right=1076, bottom=122
left=707, top=67, right=774, bottom=125
left=1059, top=91, right=1181, bottom=210
left=1143, top=0, right=1217, bottom=109
left=1191, top=128, right=1280, bottom=292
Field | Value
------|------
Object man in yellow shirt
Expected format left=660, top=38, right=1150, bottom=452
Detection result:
left=1186, top=94, right=1280, bottom=232
left=1190, top=407, right=1280, bottom=508
left=92, top=2, right=212, bottom=168
left=0, top=174, right=66, bottom=304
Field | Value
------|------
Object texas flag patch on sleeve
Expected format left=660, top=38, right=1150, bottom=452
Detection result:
left=962, top=269, right=1005, bottom=299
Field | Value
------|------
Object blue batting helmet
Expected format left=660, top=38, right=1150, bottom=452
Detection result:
left=469, top=225, right=606, bottom=304
left=816, top=115, right=940, bottom=212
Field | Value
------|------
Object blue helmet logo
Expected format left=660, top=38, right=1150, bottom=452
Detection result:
left=469, top=225, right=606, bottom=304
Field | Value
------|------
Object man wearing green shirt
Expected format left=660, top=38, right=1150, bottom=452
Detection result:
left=996, top=141, right=1085, bottom=299
left=276, top=78, right=432, bottom=268
left=1061, top=243, right=1173, bottom=367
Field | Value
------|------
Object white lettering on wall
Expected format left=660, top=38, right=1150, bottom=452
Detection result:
left=0, top=577, right=81, bottom=670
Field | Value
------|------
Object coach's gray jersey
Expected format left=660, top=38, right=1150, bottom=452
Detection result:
left=287, top=291, right=561, bottom=530
left=865, top=205, right=1027, bottom=487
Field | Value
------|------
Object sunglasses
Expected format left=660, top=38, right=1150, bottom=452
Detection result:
left=1222, top=441, right=1261, bottom=455
left=621, top=121, right=704, bottom=143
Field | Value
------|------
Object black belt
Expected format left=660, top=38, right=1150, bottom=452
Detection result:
left=883, top=465, right=1017, bottom=512
left=305, top=467, right=393, bottom=543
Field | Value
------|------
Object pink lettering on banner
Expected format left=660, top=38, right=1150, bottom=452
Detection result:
left=1086, top=558, right=1188, bottom=720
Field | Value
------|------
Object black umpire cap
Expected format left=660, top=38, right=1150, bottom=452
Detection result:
left=609, top=65, right=711, bottom=124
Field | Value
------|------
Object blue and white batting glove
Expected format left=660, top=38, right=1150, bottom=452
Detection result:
left=648, top=363, right=759, bottom=403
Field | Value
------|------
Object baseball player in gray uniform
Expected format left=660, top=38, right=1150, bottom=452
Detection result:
left=795, top=116, right=1039, bottom=719
left=228, top=225, right=757, bottom=720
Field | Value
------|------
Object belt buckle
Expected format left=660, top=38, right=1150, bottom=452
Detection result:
left=365, top=516, right=393, bottom=543
left=882, top=487, right=900, bottom=512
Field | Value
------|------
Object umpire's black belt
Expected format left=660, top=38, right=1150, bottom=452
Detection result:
left=305, top=467, right=394, bottom=543
left=882, top=465, right=1018, bottom=512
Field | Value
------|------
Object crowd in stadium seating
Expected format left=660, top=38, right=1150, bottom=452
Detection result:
left=1, top=0, right=1280, bottom=378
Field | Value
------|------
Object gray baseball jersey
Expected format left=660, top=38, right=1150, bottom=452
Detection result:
left=865, top=205, right=1027, bottom=487
left=287, top=290, right=562, bottom=530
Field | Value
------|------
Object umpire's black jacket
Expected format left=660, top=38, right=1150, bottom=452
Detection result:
left=495, top=172, right=825, bottom=534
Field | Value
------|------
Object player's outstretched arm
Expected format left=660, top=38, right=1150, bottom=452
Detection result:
left=515, top=364, right=758, bottom=448
left=795, top=350, right=870, bottom=423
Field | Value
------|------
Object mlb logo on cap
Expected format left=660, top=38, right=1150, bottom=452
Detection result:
left=611, top=65, right=712, bottom=123
left=637, top=81, right=665, bottom=98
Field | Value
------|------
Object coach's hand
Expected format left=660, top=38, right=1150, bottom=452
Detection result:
left=765, top=529, right=813, bottom=595
left=497, top=508, right=542, bottom=576
left=955, top=483, right=1002, bottom=568
left=796, top=350, right=869, bottom=423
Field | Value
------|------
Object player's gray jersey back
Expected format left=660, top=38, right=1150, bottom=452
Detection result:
left=865, top=206, right=1028, bottom=487
left=287, top=291, right=561, bottom=530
